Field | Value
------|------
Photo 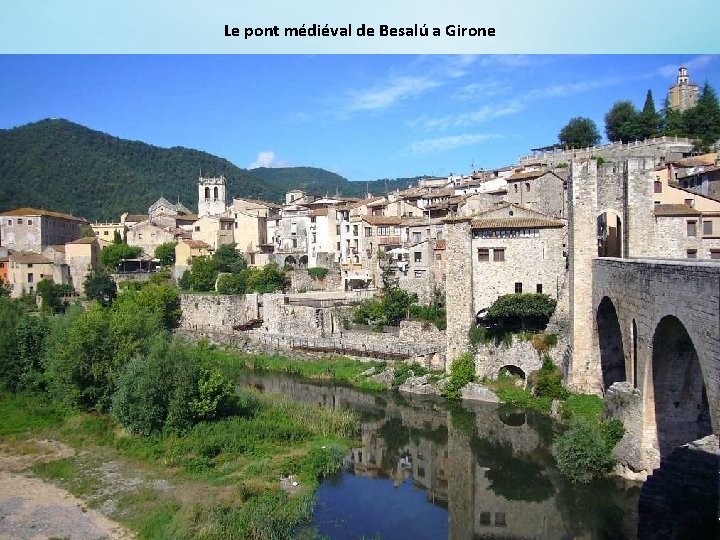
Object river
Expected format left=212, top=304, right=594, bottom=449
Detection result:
left=237, top=372, right=648, bottom=539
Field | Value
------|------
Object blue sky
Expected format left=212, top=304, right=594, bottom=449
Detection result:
left=0, top=55, right=718, bottom=181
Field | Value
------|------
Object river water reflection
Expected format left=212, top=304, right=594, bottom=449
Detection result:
left=238, top=372, right=642, bottom=539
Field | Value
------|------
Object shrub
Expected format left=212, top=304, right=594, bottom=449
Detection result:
left=216, top=272, right=247, bottom=295
left=408, top=304, right=446, bottom=330
left=307, top=267, right=329, bottom=280
left=554, top=419, right=624, bottom=483
left=533, top=355, right=569, bottom=400
left=112, top=339, right=236, bottom=435
left=443, top=353, right=475, bottom=400
left=486, top=293, right=557, bottom=331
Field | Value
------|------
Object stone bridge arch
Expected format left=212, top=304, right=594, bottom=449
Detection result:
left=596, top=296, right=627, bottom=391
left=648, top=315, right=711, bottom=460
left=587, top=258, right=720, bottom=472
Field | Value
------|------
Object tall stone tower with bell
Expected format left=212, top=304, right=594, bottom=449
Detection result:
left=197, top=175, right=227, bottom=217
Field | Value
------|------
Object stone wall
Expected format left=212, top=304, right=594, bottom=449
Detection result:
left=287, top=267, right=342, bottom=293
left=179, top=293, right=260, bottom=331
left=444, top=219, right=474, bottom=366
left=473, top=339, right=543, bottom=381
left=470, top=227, right=567, bottom=314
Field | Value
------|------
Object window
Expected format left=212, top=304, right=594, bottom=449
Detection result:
left=312, top=233, right=316, bottom=243
left=194, top=226, right=200, bottom=232
left=6, top=219, right=12, bottom=226
left=525, top=182, right=530, bottom=192
left=414, top=251, right=422, bottom=263
left=654, top=180, right=663, bottom=193
left=436, top=231, right=443, bottom=240
left=703, top=220, right=713, bottom=235
left=514, top=184, right=518, bottom=193
left=687, top=249, right=697, bottom=259
left=290, top=222, right=297, bottom=235
left=27, top=273, right=34, bottom=283
left=477, top=248, right=489, bottom=262
left=377, top=226, right=390, bottom=236
left=364, top=227, right=372, bottom=237
left=336, top=242, right=340, bottom=251
left=494, top=512, right=507, bottom=527
left=336, top=225, right=340, bottom=235
left=17, top=218, right=23, bottom=225
left=353, top=225, right=359, bottom=236
left=27, top=219, right=33, bottom=226
left=27, top=263, right=33, bottom=268
left=536, top=283, right=543, bottom=293
left=103, top=230, right=109, bottom=235
left=687, top=221, right=697, bottom=237
left=310, top=216, right=316, bottom=223
left=710, top=250, right=720, bottom=260
left=514, top=282, right=522, bottom=293
left=414, top=269, right=425, bottom=277
left=412, top=232, right=422, bottom=243
left=684, top=198, right=694, bottom=207
left=493, top=248, right=505, bottom=262
left=480, top=512, right=491, bottom=526
left=292, top=238, right=297, bottom=248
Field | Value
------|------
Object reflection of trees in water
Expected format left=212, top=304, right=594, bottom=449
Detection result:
left=470, top=437, right=555, bottom=503
left=448, top=403, right=477, bottom=437
left=554, top=477, right=638, bottom=540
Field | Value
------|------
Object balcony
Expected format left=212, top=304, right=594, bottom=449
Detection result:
left=376, top=235, right=401, bottom=246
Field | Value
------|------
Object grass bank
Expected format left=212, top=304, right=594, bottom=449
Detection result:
left=194, top=345, right=390, bottom=392
left=1, top=390, right=357, bottom=539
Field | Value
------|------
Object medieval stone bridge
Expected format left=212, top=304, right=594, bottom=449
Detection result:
left=572, top=257, right=719, bottom=471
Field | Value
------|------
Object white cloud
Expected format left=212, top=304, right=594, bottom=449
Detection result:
left=411, top=101, right=525, bottom=131
left=405, top=133, right=501, bottom=154
left=453, top=81, right=511, bottom=101
left=656, top=55, right=715, bottom=78
left=345, top=76, right=442, bottom=112
left=249, top=151, right=287, bottom=169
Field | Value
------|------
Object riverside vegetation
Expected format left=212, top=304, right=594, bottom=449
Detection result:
left=0, top=280, right=358, bottom=539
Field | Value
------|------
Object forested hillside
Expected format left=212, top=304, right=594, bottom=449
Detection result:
left=0, top=119, right=422, bottom=221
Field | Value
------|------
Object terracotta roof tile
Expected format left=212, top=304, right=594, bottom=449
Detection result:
left=11, top=252, right=54, bottom=264
left=471, top=217, right=565, bottom=229
left=67, top=237, right=97, bottom=245
left=654, top=204, right=702, bottom=217
left=360, top=215, right=403, bottom=226
left=0, top=207, right=87, bottom=222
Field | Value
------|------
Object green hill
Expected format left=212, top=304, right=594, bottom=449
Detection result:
left=0, top=119, right=422, bottom=221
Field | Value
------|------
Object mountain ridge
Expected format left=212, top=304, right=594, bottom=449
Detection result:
left=0, top=119, right=422, bottom=221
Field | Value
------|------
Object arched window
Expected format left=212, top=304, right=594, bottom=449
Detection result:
left=204, top=186, right=210, bottom=201
left=213, top=186, right=219, bottom=201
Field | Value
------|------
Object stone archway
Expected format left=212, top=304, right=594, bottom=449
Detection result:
left=499, top=365, right=525, bottom=380
left=284, top=255, right=297, bottom=268
left=597, top=211, right=622, bottom=257
left=651, top=315, right=712, bottom=460
left=299, top=255, right=309, bottom=269
left=597, top=296, right=626, bottom=390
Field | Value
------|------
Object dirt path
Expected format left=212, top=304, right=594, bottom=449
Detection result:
left=0, top=440, right=134, bottom=540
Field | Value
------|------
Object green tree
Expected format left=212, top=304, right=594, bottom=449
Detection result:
left=0, top=298, right=24, bottom=390
left=638, top=90, right=661, bottom=139
left=113, top=230, right=124, bottom=245
left=15, top=315, right=50, bottom=391
left=558, top=117, right=601, bottom=149
left=0, top=279, right=11, bottom=297
left=36, top=279, right=64, bottom=314
left=187, top=257, right=218, bottom=292
left=684, top=82, right=720, bottom=147
left=661, top=97, right=686, bottom=136
left=79, top=224, right=95, bottom=238
left=212, top=243, right=247, bottom=274
left=216, top=272, right=247, bottom=295
left=84, top=270, right=117, bottom=306
left=604, top=101, right=642, bottom=142
left=100, top=243, right=142, bottom=271
left=245, top=263, right=287, bottom=293
left=154, top=242, right=177, bottom=267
